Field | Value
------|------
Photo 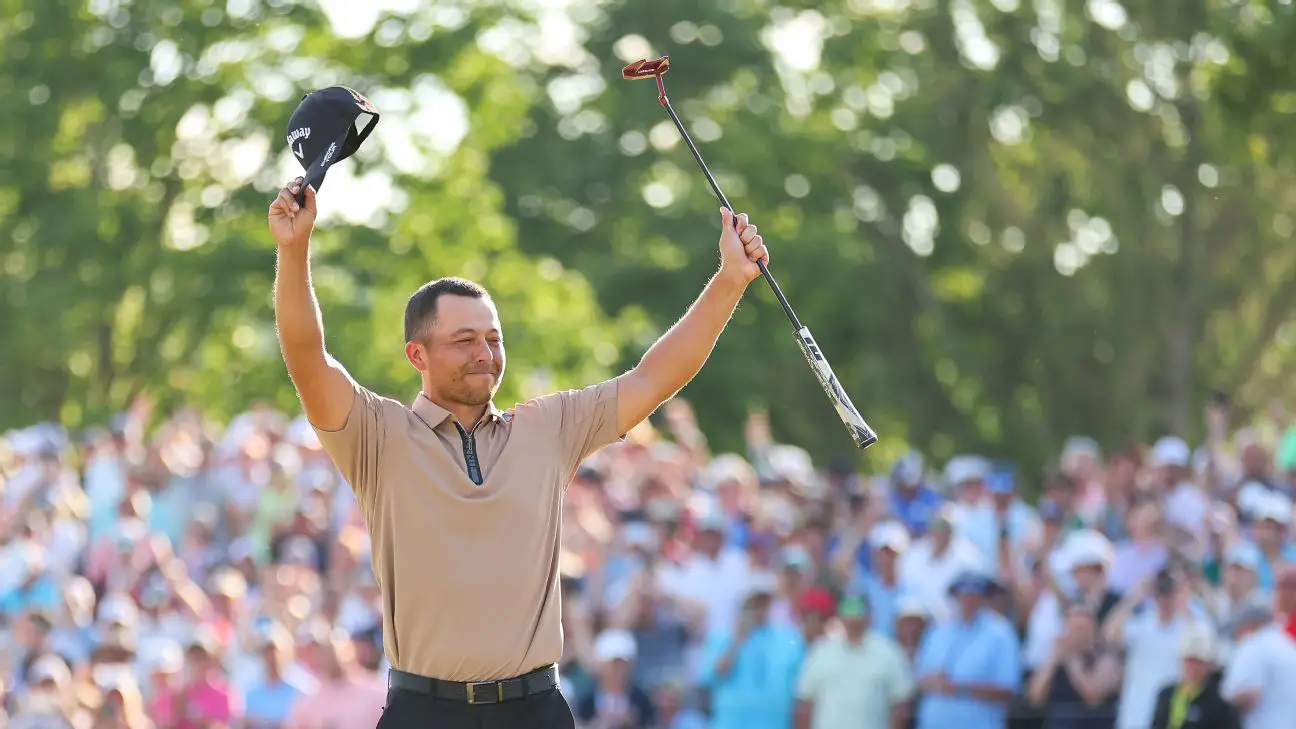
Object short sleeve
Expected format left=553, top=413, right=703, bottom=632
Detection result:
left=795, top=643, right=826, bottom=700
left=311, top=381, right=387, bottom=516
left=1220, top=641, right=1263, bottom=698
left=553, top=379, right=623, bottom=468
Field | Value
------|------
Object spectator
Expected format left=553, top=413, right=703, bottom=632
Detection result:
left=608, top=563, right=704, bottom=693
left=893, top=596, right=930, bottom=664
left=88, top=672, right=152, bottom=729
left=899, top=508, right=985, bottom=622
left=1149, top=437, right=1209, bottom=548
left=0, top=545, right=62, bottom=618
left=697, top=575, right=805, bottom=729
left=1096, top=445, right=1143, bottom=542
left=658, top=512, right=753, bottom=636
left=1202, top=543, right=1266, bottom=632
left=139, top=638, right=183, bottom=720
left=172, top=629, right=239, bottom=729
left=850, top=521, right=910, bottom=637
left=1026, top=603, right=1121, bottom=729
left=886, top=452, right=943, bottom=538
left=10, top=611, right=62, bottom=694
left=913, top=572, right=1021, bottom=729
left=243, top=624, right=317, bottom=729
left=1148, top=624, right=1237, bottom=729
left=281, top=628, right=385, bottom=729
left=1275, top=566, right=1296, bottom=640
left=574, top=629, right=656, bottom=729
left=770, top=545, right=817, bottom=629
left=1025, top=530, right=1121, bottom=672
left=794, top=594, right=914, bottom=729
left=945, top=456, right=997, bottom=562
left=1108, top=503, right=1170, bottom=596
left=1218, top=604, right=1296, bottom=729
left=9, top=655, right=76, bottom=729
left=1105, top=569, right=1206, bottom=729
left=649, top=678, right=707, bottom=729
left=792, top=584, right=837, bottom=644
left=1060, top=437, right=1105, bottom=525
left=1244, top=493, right=1295, bottom=590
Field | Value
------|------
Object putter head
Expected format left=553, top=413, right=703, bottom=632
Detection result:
left=622, top=56, right=670, bottom=80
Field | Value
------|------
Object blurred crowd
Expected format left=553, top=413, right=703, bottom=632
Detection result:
left=2, top=394, right=1296, bottom=729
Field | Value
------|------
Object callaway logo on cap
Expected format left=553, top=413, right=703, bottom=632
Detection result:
left=285, top=86, right=380, bottom=202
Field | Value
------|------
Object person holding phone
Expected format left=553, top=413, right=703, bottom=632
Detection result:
left=696, top=575, right=805, bottom=729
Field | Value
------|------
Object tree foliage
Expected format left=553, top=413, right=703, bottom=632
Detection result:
left=6, top=0, right=1296, bottom=478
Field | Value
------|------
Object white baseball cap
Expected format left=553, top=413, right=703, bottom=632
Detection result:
left=1225, top=542, right=1262, bottom=572
left=868, top=522, right=912, bottom=554
left=593, top=629, right=637, bottom=663
left=97, top=594, right=139, bottom=627
left=1254, top=492, right=1293, bottom=526
left=944, top=455, right=990, bottom=487
left=1179, top=624, right=1218, bottom=661
left=1062, top=530, right=1114, bottom=572
left=745, top=570, right=780, bottom=599
left=29, top=655, right=72, bottom=685
left=896, top=595, right=929, bottom=620
left=1150, top=436, right=1191, bottom=469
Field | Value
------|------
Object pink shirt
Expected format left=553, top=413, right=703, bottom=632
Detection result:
left=284, top=674, right=386, bottom=729
left=174, top=677, right=240, bottom=729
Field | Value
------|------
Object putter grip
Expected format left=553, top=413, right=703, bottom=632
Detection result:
left=793, top=327, right=878, bottom=449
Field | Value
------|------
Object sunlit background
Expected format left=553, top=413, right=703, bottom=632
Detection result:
left=6, top=2, right=1296, bottom=729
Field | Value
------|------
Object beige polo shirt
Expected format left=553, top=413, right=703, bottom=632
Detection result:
left=312, top=378, right=621, bottom=682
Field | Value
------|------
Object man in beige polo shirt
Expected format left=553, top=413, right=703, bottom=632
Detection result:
left=268, top=176, right=770, bottom=729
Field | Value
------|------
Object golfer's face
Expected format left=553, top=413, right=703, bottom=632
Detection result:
left=424, top=295, right=505, bottom=405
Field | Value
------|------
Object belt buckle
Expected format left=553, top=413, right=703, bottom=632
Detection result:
left=467, top=681, right=503, bottom=705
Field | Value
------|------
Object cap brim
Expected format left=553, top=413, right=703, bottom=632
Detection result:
left=296, top=127, right=350, bottom=203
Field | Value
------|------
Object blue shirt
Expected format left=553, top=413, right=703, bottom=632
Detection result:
left=957, top=500, right=1038, bottom=566
left=890, top=485, right=945, bottom=537
left=1255, top=542, right=1296, bottom=590
left=849, top=572, right=903, bottom=638
left=0, top=577, right=62, bottom=617
left=244, top=679, right=311, bottom=728
left=696, top=623, right=805, bottom=729
left=915, top=609, right=1022, bottom=729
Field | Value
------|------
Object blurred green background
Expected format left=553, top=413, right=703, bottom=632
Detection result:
left=5, top=0, right=1296, bottom=476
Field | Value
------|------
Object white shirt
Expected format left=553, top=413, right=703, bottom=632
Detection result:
left=1023, top=591, right=1065, bottom=670
left=796, top=631, right=914, bottom=729
left=658, top=547, right=753, bottom=635
left=1116, top=610, right=1204, bottom=729
left=1221, top=625, right=1296, bottom=729
left=1165, top=482, right=1209, bottom=539
left=897, top=536, right=984, bottom=622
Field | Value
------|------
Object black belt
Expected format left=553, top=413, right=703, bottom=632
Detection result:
left=388, top=664, right=559, bottom=705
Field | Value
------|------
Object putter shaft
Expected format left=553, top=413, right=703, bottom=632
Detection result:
left=656, top=86, right=803, bottom=330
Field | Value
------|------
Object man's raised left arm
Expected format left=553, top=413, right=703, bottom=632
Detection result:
left=615, top=208, right=768, bottom=435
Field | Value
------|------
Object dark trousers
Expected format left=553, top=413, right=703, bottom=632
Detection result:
left=377, top=687, right=575, bottom=729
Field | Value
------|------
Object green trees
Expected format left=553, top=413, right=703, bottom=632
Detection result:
left=5, top=0, right=1295, bottom=477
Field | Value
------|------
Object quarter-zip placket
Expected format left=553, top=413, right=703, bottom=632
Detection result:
left=453, top=420, right=485, bottom=485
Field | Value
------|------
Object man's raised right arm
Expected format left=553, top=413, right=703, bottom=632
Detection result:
left=269, top=177, right=356, bottom=431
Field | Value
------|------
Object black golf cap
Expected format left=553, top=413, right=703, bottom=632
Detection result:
left=286, top=86, right=380, bottom=203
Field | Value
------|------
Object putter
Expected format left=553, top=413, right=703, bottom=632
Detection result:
left=622, top=56, right=878, bottom=450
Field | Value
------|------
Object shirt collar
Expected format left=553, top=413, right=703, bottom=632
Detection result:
left=410, top=392, right=505, bottom=429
